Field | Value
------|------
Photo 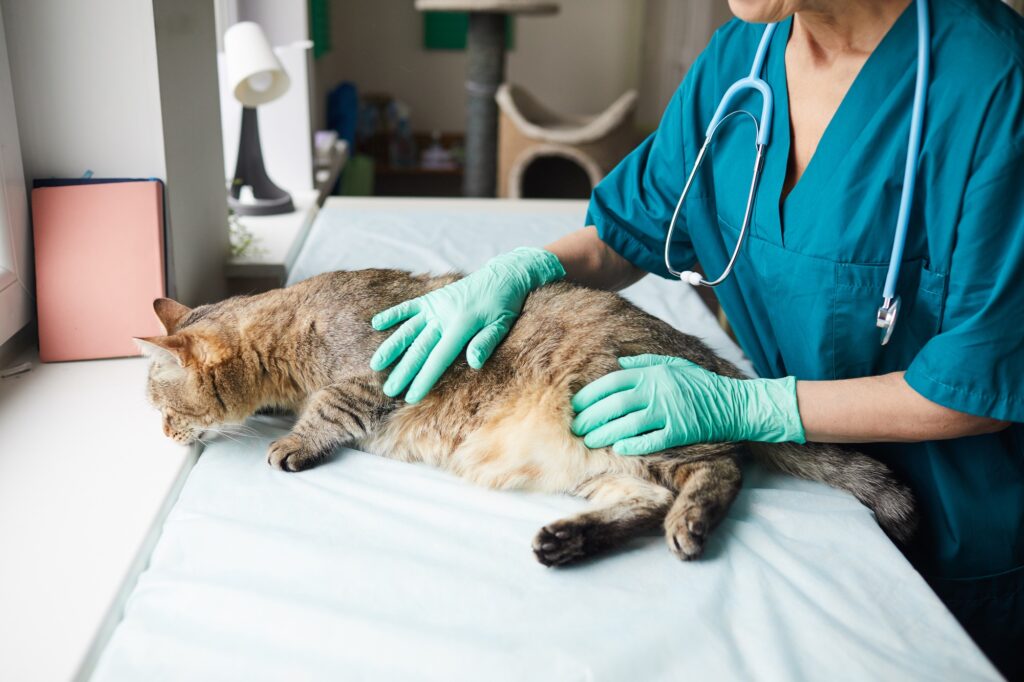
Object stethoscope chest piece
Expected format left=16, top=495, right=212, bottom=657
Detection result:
left=876, top=296, right=901, bottom=346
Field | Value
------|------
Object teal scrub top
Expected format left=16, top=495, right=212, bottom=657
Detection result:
left=587, top=0, right=1024, bottom=669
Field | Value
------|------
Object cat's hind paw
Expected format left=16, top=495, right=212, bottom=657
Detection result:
left=664, top=503, right=715, bottom=561
left=532, top=520, right=597, bottom=567
left=267, top=434, right=321, bottom=472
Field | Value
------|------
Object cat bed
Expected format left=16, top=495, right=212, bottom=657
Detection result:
left=89, top=198, right=999, bottom=681
left=415, top=0, right=557, bottom=14
left=415, top=1, right=559, bottom=197
left=497, top=84, right=639, bottom=198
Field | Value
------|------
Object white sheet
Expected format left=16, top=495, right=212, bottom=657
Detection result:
left=92, top=198, right=998, bottom=681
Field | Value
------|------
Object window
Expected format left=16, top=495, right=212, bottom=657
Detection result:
left=0, top=4, right=33, bottom=348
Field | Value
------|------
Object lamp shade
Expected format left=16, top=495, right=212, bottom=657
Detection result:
left=224, top=22, right=290, bottom=106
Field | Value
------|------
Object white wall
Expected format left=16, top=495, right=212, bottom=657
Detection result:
left=508, top=1, right=644, bottom=122
left=0, top=3, right=32, bottom=350
left=317, top=0, right=645, bottom=133
left=1, top=0, right=167, bottom=182
left=637, top=0, right=734, bottom=128
left=153, top=0, right=230, bottom=306
left=238, top=0, right=309, bottom=48
left=1, top=0, right=228, bottom=306
left=215, top=0, right=310, bottom=51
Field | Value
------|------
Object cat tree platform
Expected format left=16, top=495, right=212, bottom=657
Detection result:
left=415, top=0, right=560, bottom=197
left=415, top=1, right=557, bottom=15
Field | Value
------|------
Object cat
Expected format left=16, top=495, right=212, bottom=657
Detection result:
left=138, top=269, right=916, bottom=566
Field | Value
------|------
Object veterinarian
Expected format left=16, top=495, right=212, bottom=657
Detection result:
left=370, top=0, right=1024, bottom=675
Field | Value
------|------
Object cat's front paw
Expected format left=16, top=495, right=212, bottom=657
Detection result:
left=267, top=434, right=320, bottom=472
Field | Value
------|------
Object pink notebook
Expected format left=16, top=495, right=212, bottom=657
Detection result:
left=31, top=180, right=166, bottom=362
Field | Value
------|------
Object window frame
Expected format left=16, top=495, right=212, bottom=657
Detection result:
left=0, top=3, right=33, bottom=349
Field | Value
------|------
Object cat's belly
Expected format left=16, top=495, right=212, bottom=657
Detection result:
left=360, top=383, right=647, bottom=495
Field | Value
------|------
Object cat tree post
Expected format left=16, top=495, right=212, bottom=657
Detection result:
left=415, top=0, right=559, bottom=197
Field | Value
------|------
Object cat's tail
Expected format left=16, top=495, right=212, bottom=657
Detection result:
left=747, top=441, right=918, bottom=544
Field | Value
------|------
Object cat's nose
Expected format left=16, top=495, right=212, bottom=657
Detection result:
left=163, top=422, right=173, bottom=438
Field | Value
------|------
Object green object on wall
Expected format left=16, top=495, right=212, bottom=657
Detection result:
left=309, top=0, right=331, bottom=59
left=424, top=12, right=514, bottom=50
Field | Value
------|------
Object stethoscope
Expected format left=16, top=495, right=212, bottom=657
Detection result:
left=664, top=0, right=930, bottom=346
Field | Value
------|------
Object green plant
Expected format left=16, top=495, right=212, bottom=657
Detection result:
left=228, top=209, right=264, bottom=258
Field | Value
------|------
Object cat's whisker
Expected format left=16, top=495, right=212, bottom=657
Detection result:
left=211, top=425, right=260, bottom=439
left=201, top=428, right=245, bottom=444
left=214, top=421, right=261, bottom=434
left=225, top=424, right=261, bottom=436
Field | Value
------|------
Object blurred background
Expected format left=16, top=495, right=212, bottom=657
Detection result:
left=0, top=0, right=738, bottom=321
left=215, top=0, right=734, bottom=199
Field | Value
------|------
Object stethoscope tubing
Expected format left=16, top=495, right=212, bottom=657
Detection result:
left=883, top=0, right=931, bottom=302
left=663, top=110, right=766, bottom=287
left=665, top=1, right=930, bottom=343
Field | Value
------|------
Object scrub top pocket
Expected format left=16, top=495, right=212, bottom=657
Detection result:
left=832, top=260, right=945, bottom=379
left=708, top=214, right=837, bottom=380
left=705, top=212, right=946, bottom=383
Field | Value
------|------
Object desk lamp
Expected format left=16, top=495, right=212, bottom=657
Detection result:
left=224, top=21, right=294, bottom=216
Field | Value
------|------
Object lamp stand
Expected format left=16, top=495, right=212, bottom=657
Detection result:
left=229, top=106, right=294, bottom=216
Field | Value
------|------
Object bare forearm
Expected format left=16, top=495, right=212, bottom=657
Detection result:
left=545, top=226, right=646, bottom=291
left=797, top=372, right=1009, bottom=443
left=542, top=231, right=1007, bottom=443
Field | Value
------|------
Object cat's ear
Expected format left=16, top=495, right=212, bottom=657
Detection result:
left=153, top=298, right=191, bottom=334
left=134, top=335, right=189, bottom=366
left=134, top=333, right=228, bottom=368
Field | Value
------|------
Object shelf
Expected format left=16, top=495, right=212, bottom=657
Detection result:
left=225, top=141, right=348, bottom=287
left=376, top=165, right=462, bottom=176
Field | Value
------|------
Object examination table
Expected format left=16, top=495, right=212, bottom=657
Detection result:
left=90, top=198, right=1000, bottom=681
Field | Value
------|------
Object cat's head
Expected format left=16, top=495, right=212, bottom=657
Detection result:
left=136, top=298, right=243, bottom=445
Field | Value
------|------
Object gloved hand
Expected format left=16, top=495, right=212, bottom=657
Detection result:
left=571, top=354, right=806, bottom=455
left=370, top=247, right=565, bottom=403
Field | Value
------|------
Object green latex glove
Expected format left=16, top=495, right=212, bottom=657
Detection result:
left=370, top=247, right=565, bottom=403
left=571, top=354, right=806, bottom=455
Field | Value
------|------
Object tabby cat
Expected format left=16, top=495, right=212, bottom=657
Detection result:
left=138, top=269, right=915, bottom=566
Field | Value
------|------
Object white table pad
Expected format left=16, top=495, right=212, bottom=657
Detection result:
left=91, top=198, right=997, bottom=681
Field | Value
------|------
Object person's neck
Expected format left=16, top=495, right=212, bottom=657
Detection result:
left=792, top=0, right=911, bottom=62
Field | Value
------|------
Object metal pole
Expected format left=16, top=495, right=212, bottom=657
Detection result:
left=464, top=12, right=506, bottom=197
